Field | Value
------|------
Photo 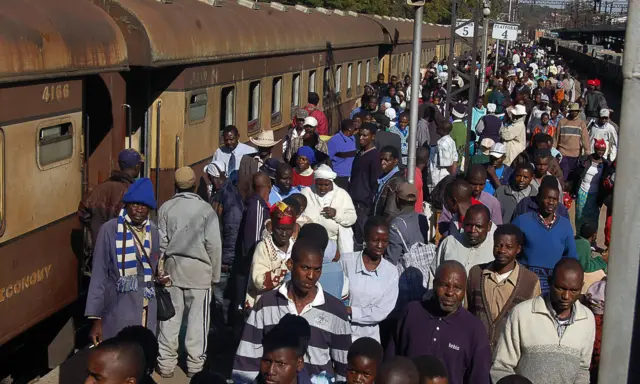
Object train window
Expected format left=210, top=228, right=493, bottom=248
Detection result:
left=309, top=70, right=316, bottom=93
left=248, top=81, right=261, bottom=123
left=271, top=77, right=283, bottom=126
left=220, top=86, right=235, bottom=129
left=357, top=62, right=362, bottom=87
left=347, top=64, right=353, bottom=96
left=323, top=67, right=331, bottom=98
left=272, top=77, right=282, bottom=114
left=188, top=92, right=208, bottom=123
left=292, top=73, right=301, bottom=107
left=366, top=60, right=371, bottom=83
left=38, top=122, right=73, bottom=166
left=335, top=65, right=342, bottom=96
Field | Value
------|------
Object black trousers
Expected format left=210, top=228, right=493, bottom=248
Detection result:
left=334, top=176, right=350, bottom=191
left=353, top=202, right=370, bottom=251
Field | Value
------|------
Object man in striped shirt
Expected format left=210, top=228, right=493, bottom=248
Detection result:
left=232, top=240, right=352, bottom=383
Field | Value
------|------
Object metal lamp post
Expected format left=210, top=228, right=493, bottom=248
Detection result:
left=479, top=2, right=491, bottom=95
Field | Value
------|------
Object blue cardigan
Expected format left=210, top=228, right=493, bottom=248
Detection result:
left=512, top=212, right=577, bottom=294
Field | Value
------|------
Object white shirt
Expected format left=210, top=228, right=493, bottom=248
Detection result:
left=512, top=53, right=521, bottom=65
left=580, top=163, right=603, bottom=194
left=429, top=135, right=458, bottom=190
left=340, top=251, right=399, bottom=342
left=212, top=142, right=255, bottom=173
left=589, top=122, right=618, bottom=161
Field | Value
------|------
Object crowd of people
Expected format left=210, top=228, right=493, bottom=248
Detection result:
left=78, top=41, right=617, bottom=384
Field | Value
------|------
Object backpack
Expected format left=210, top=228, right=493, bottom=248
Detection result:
left=391, top=218, right=437, bottom=308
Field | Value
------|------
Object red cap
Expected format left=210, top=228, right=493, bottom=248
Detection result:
left=594, top=79, right=601, bottom=87
left=587, top=79, right=597, bottom=86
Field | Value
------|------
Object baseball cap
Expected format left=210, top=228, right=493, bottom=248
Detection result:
left=540, top=94, right=550, bottom=102
left=118, top=149, right=143, bottom=168
left=397, top=182, right=418, bottom=201
left=489, top=143, right=507, bottom=158
left=600, top=109, right=610, bottom=117
left=303, top=116, right=318, bottom=127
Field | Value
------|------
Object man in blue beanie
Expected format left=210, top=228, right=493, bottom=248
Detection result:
left=85, top=178, right=163, bottom=346
left=78, top=148, right=143, bottom=251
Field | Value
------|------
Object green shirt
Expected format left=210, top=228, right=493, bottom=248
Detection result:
left=575, top=236, right=608, bottom=273
left=451, top=120, right=468, bottom=166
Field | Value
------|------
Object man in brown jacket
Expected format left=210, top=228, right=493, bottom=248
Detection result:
left=466, top=224, right=541, bottom=351
left=237, top=130, right=280, bottom=199
left=77, top=149, right=143, bottom=246
left=555, top=103, right=591, bottom=180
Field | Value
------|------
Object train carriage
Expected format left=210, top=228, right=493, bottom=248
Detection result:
left=0, top=0, right=128, bottom=369
left=0, top=0, right=456, bottom=374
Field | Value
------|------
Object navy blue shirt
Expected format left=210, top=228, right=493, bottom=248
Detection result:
left=387, top=300, right=491, bottom=384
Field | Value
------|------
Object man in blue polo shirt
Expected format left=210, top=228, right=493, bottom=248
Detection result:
left=328, top=119, right=357, bottom=191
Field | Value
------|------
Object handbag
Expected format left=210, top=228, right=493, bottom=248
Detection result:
left=126, top=223, right=176, bottom=321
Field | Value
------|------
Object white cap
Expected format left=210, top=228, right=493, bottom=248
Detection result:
left=383, top=102, right=392, bottom=110
left=385, top=107, right=397, bottom=121
left=487, top=103, right=497, bottom=113
left=600, top=109, right=610, bottom=117
left=550, top=59, right=555, bottom=64
left=540, top=94, right=550, bottom=102
left=303, top=116, right=318, bottom=127
left=489, top=142, right=507, bottom=158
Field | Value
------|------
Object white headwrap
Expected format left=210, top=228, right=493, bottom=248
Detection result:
left=383, top=102, right=392, bottom=110
left=204, top=160, right=226, bottom=177
left=385, top=108, right=397, bottom=121
left=314, top=164, right=337, bottom=180
left=487, top=103, right=497, bottom=113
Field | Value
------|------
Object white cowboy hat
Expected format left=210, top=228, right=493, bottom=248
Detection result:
left=250, top=130, right=281, bottom=148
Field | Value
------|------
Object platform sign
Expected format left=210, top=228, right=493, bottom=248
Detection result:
left=456, top=19, right=474, bottom=37
left=492, top=23, right=518, bottom=41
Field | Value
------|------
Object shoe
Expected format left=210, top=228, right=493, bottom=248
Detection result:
left=155, top=368, right=174, bottom=379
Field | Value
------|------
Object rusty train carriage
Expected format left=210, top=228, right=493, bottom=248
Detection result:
left=0, top=0, right=452, bottom=367
left=0, top=0, right=128, bottom=355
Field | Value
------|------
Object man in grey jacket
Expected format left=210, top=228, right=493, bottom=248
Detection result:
left=156, top=167, right=222, bottom=378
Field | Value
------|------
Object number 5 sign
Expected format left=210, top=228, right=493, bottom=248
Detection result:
left=455, top=19, right=474, bottom=37
left=492, top=23, right=518, bottom=41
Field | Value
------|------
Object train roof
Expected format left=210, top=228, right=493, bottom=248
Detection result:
left=98, top=0, right=386, bottom=67
left=0, top=0, right=128, bottom=83
left=363, top=16, right=450, bottom=44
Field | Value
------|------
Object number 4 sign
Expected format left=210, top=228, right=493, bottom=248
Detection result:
left=492, top=23, right=518, bottom=41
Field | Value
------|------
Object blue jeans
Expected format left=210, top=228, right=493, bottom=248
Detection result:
left=212, top=271, right=230, bottom=326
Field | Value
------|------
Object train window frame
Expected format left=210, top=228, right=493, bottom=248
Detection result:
left=323, top=67, right=331, bottom=100
left=0, top=129, right=4, bottom=237
left=248, top=80, right=261, bottom=135
left=357, top=61, right=362, bottom=94
left=347, top=63, right=353, bottom=97
left=271, top=76, right=283, bottom=126
left=188, top=91, right=208, bottom=124
left=335, top=65, right=342, bottom=98
left=37, top=119, right=74, bottom=170
left=366, top=60, right=371, bottom=83
left=292, top=73, right=301, bottom=110
left=309, top=70, right=316, bottom=93
left=220, top=85, right=235, bottom=131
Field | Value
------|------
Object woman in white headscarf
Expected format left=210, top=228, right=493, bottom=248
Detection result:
left=301, top=165, right=357, bottom=253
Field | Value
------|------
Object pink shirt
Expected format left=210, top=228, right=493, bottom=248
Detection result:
left=414, top=168, right=424, bottom=213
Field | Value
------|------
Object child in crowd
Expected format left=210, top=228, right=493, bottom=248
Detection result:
left=412, top=355, right=449, bottom=384
left=345, top=337, right=384, bottom=384
left=575, top=223, right=608, bottom=293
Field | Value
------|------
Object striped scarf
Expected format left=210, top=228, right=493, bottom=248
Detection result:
left=116, top=209, right=155, bottom=299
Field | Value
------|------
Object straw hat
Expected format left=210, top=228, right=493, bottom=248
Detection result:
left=250, top=130, right=281, bottom=148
